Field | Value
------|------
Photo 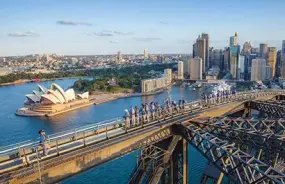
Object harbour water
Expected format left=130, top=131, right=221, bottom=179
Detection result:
left=0, top=78, right=210, bottom=183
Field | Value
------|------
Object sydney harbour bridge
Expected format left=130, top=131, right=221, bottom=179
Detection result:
left=1, top=90, right=285, bottom=184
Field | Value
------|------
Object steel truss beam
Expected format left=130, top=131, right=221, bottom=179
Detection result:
left=128, top=137, right=188, bottom=184
left=250, top=100, right=285, bottom=118
left=189, top=117, right=285, bottom=152
left=189, top=117, right=285, bottom=167
left=174, top=124, right=285, bottom=183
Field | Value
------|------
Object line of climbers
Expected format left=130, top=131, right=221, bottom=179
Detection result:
left=123, top=89, right=238, bottom=128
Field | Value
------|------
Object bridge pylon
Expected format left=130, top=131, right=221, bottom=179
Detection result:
left=128, top=136, right=188, bottom=184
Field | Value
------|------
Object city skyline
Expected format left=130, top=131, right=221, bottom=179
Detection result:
left=1, top=0, right=285, bottom=56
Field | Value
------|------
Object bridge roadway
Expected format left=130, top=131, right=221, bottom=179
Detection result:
left=0, top=90, right=282, bottom=184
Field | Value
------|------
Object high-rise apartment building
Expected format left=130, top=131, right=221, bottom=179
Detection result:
left=164, top=69, right=172, bottom=84
left=144, top=49, right=149, bottom=60
left=177, top=61, right=184, bottom=79
left=242, top=41, right=251, bottom=54
left=195, top=35, right=206, bottom=73
left=183, top=60, right=190, bottom=78
left=230, top=45, right=240, bottom=79
left=251, top=58, right=267, bottom=81
left=201, top=33, right=210, bottom=69
left=281, top=41, right=285, bottom=77
left=190, top=57, right=203, bottom=80
left=229, top=32, right=238, bottom=47
left=259, top=43, right=268, bottom=59
left=268, top=47, right=277, bottom=77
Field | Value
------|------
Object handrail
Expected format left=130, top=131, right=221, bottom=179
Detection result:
left=0, top=90, right=283, bottom=170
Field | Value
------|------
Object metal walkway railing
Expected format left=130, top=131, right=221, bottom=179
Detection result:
left=0, top=89, right=283, bottom=174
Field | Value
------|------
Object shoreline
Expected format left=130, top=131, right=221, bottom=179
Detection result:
left=0, top=76, right=85, bottom=87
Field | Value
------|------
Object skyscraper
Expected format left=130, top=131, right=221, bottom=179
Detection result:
left=223, top=47, right=230, bottom=71
left=268, top=47, right=277, bottom=77
left=183, top=60, right=190, bottom=78
left=259, top=43, right=268, bottom=59
left=144, top=49, right=149, bottom=60
left=281, top=40, right=285, bottom=60
left=117, top=51, right=122, bottom=62
left=229, top=32, right=238, bottom=47
left=212, top=49, right=223, bottom=69
left=177, top=61, right=184, bottom=79
left=201, top=33, right=210, bottom=69
left=190, top=57, right=203, bottom=80
left=277, top=50, right=282, bottom=77
left=251, top=58, right=267, bottom=81
left=230, top=45, right=240, bottom=79
left=242, top=41, right=251, bottom=54
left=195, top=35, right=206, bottom=73
left=237, top=55, right=245, bottom=80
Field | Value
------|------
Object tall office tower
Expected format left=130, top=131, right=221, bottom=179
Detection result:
left=212, top=49, right=223, bottom=69
left=190, top=57, right=203, bottom=80
left=267, top=47, right=277, bottom=77
left=183, top=60, right=190, bottom=78
left=251, top=58, right=266, bottom=81
left=209, top=47, right=214, bottom=68
left=259, top=43, right=268, bottom=59
left=144, top=49, right=149, bottom=60
left=237, top=55, right=245, bottom=80
left=117, top=51, right=122, bottom=62
left=223, top=47, right=230, bottom=71
left=201, top=33, right=210, bottom=69
left=230, top=45, right=240, bottom=79
left=265, top=66, right=273, bottom=79
left=277, top=50, right=282, bottom=77
left=242, top=41, right=252, bottom=54
left=251, top=47, right=259, bottom=55
left=229, top=32, right=238, bottom=47
left=177, top=61, right=184, bottom=79
left=195, top=35, right=206, bottom=73
left=164, top=69, right=172, bottom=84
left=282, top=40, right=285, bottom=60
left=192, top=42, right=197, bottom=58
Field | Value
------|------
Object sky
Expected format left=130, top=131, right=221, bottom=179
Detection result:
left=0, top=0, right=285, bottom=56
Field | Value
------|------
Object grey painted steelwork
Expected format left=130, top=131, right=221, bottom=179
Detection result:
left=176, top=124, right=285, bottom=184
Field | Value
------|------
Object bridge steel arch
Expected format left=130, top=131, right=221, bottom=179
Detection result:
left=172, top=124, right=285, bottom=184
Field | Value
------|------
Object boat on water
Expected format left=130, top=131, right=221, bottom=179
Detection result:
left=192, top=88, right=196, bottom=91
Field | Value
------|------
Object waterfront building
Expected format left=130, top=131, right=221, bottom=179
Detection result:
left=141, top=69, right=172, bottom=93
left=183, top=60, right=190, bottom=78
left=223, top=47, right=230, bottom=71
left=259, top=43, right=268, bottom=59
left=229, top=32, right=238, bottom=47
left=190, top=57, right=202, bottom=80
left=230, top=45, right=240, bottom=79
left=201, top=33, right=210, bottom=69
left=251, top=58, right=267, bottom=81
left=242, top=41, right=252, bottom=54
left=195, top=35, right=206, bottom=73
left=164, top=69, right=172, bottom=84
left=17, top=83, right=90, bottom=116
left=177, top=61, right=184, bottom=79
left=281, top=41, right=285, bottom=77
left=268, top=47, right=277, bottom=77
left=144, top=49, right=149, bottom=60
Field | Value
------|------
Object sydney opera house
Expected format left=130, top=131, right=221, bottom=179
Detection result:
left=16, top=83, right=90, bottom=117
